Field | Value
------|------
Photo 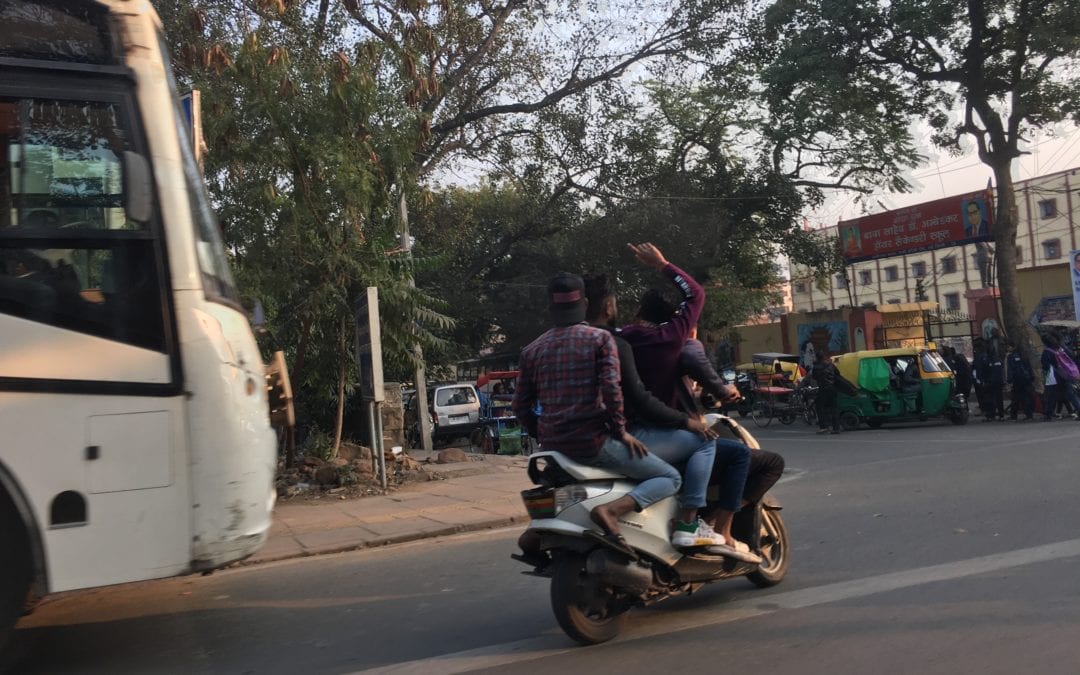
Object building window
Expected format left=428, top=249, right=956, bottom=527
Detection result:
left=835, top=274, right=848, bottom=289
left=1016, top=246, right=1023, bottom=264
left=1044, top=239, right=1062, bottom=260
left=858, top=270, right=873, bottom=286
left=941, top=256, right=957, bottom=274
left=912, top=261, right=927, bottom=278
left=887, top=298, right=902, bottom=304
left=944, top=293, right=961, bottom=311
left=793, top=282, right=807, bottom=294
left=884, top=266, right=899, bottom=281
left=1039, top=199, right=1057, bottom=219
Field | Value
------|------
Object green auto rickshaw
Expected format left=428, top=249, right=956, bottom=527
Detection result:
left=832, top=346, right=968, bottom=430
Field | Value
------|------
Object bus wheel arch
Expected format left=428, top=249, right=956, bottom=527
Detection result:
left=0, top=464, right=49, bottom=629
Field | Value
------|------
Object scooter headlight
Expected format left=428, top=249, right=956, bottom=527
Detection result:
left=554, top=482, right=613, bottom=514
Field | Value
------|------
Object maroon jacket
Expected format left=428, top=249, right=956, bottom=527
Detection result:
left=619, top=263, right=704, bottom=408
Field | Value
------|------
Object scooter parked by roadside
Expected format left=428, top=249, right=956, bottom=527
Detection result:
left=513, top=412, right=789, bottom=644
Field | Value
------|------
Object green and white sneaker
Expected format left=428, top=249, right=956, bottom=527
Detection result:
left=671, top=518, right=726, bottom=548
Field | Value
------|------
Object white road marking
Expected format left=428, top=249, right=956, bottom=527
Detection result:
left=354, top=537, right=1080, bottom=675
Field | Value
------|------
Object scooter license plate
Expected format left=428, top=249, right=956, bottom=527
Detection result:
left=521, top=487, right=555, bottom=519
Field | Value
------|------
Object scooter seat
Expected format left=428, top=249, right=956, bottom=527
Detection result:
left=529, top=450, right=626, bottom=482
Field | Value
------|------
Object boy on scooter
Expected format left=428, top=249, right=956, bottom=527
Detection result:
left=618, top=243, right=757, bottom=560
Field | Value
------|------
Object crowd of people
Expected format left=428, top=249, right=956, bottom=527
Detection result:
left=942, top=331, right=1080, bottom=422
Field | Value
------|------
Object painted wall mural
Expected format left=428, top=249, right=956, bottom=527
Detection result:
left=797, top=321, right=850, bottom=357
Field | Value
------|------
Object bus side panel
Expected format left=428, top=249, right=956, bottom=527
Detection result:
left=0, top=387, right=192, bottom=593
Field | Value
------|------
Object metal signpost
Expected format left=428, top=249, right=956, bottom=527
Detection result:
left=355, top=287, right=387, bottom=488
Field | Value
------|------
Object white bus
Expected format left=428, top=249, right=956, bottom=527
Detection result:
left=0, top=0, right=277, bottom=649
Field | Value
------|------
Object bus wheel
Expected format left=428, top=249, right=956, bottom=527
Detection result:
left=0, top=501, right=31, bottom=660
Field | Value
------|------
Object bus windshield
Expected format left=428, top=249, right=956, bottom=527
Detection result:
left=155, top=32, right=241, bottom=307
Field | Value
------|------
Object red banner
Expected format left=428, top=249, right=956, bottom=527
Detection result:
left=838, top=190, right=994, bottom=262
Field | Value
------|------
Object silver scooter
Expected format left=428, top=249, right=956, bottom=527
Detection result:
left=513, top=413, right=789, bottom=644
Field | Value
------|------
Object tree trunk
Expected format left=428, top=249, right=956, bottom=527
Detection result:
left=992, top=164, right=1043, bottom=392
left=332, top=320, right=346, bottom=459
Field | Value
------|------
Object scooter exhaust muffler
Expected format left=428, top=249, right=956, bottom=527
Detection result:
left=586, top=548, right=653, bottom=595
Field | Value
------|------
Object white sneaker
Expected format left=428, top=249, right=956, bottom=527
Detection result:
left=671, top=518, right=726, bottom=548
left=705, top=537, right=763, bottom=564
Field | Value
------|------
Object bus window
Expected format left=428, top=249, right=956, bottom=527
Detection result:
left=0, top=95, right=165, bottom=352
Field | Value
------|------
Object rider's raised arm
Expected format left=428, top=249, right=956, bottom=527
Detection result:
left=662, top=262, right=705, bottom=340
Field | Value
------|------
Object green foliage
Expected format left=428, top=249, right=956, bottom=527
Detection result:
left=158, top=0, right=451, bottom=431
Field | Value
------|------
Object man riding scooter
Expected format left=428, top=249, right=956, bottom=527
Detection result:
left=511, top=272, right=685, bottom=557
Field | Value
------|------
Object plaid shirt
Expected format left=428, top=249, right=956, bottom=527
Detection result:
left=512, top=323, right=626, bottom=459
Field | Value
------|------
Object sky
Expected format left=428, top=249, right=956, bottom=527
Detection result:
left=804, top=126, right=1080, bottom=229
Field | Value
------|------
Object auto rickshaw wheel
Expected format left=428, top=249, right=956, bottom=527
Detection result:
left=839, top=411, right=861, bottom=431
left=867, top=418, right=884, bottom=429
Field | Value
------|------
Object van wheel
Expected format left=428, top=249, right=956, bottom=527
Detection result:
left=0, top=502, right=31, bottom=661
left=550, top=553, right=626, bottom=645
left=839, top=411, right=861, bottom=431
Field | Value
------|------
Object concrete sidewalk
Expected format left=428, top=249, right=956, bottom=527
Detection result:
left=249, top=454, right=533, bottom=565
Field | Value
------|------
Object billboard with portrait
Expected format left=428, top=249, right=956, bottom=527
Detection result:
left=839, top=190, right=994, bottom=263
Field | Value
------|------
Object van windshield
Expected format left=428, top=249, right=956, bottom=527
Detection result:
left=436, top=387, right=476, bottom=406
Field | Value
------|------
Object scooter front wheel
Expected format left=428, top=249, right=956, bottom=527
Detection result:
left=550, top=552, right=627, bottom=645
left=747, top=508, right=789, bottom=588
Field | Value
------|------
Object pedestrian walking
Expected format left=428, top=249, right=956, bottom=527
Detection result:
left=811, top=351, right=840, bottom=434
left=1041, top=333, right=1080, bottom=420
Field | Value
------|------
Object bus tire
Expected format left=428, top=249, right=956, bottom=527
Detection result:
left=0, top=497, right=32, bottom=661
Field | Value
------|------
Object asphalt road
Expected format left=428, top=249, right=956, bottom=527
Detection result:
left=12, top=419, right=1080, bottom=674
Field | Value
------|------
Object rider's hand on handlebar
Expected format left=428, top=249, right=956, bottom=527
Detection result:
left=620, top=431, right=650, bottom=458
left=717, top=384, right=741, bottom=405
left=685, top=416, right=719, bottom=440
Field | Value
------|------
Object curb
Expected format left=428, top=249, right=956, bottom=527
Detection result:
left=239, top=512, right=527, bottom=567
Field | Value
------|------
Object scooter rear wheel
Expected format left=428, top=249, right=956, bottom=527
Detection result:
left=550, top=552, right=627, bottom=645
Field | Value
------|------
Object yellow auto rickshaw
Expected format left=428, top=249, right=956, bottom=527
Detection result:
left=832, top=346, right=968, bottom=430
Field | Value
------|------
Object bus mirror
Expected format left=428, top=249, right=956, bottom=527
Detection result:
left=124, top=150, right=153, bottom=223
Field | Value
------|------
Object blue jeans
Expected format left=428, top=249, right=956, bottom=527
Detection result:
left=582, top=436, right=681, bottom=510
left=629, top=425, right=715, bottom=510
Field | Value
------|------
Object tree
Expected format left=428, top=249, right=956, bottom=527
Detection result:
left=760, top=0, right=1080, bottom=376
left=157, top=0, right=450, bottom=456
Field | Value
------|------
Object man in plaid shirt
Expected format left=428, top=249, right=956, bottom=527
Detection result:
left=513, top=272, right=681, bottom=548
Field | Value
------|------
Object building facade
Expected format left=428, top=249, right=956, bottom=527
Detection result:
left=791, top=166, right=1080, bottom=317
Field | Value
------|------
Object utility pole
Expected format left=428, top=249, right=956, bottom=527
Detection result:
left=400, top=191, right=433, bottom=452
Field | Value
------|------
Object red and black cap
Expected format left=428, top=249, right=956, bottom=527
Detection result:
left=548, top=272, right=587, bottom=326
